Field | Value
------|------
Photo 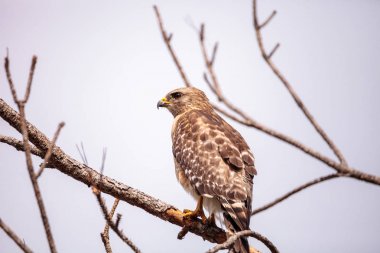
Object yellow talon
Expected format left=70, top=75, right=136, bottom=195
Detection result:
left=182, top=196, right=207, bottom=224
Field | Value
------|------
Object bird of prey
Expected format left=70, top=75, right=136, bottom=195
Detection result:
left=157, top=87, right=256, bottom=253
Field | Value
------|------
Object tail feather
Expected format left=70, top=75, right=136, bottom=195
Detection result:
left=223, top=212, right=250, bottom=253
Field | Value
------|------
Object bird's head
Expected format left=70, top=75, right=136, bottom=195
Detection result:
left=157, top=87, right=212, bottom=117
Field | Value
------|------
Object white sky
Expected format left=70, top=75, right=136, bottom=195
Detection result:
left=1, top=0, right=380, bottom=252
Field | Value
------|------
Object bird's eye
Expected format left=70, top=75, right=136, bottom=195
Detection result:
left=171, top=92, right=183, bottom=99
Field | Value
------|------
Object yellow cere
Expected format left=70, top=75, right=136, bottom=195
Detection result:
left=161, top=97, right=169, bottom=103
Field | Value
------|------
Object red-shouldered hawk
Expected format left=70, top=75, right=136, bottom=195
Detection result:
left=157, top=87, right=256, bottom=253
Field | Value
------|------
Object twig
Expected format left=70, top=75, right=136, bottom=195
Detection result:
left=259, top=10, right=277, bottom=29
left=206, top=230, right=279, bottom=253
left=252, top=0, right=347, bottom=166
left=4, top=54, right=37, bottom=104
left=0, top=218, right=34, bottom=253
left=267, top=43, right=280, bottom=59
left=252, top=173, right=343, bottom=215
left=93, top=187, right=141, bottom=253
left=36, top=122, right=65, bottom=178
left=101, top=198, right=120, bottom=253
left=0, top=135, right=43, bottom=157
left=97, top=146, right=114, bottom=253
left=76, top=142, right=89, bottom=166
left=199, top=24, right=223, bottom=98
left=115, top=213, right=122, bottom=228
left=24, top=56, right=37, bottom=103
left=100, top=147, right=107, bottom=175
left=153, top=5, right=192, bottom=87
left=4, top=55, right=58, bottom=253
left=210, top=42, right=218, bottom=66
left=199, top=23, right=252, bottom=121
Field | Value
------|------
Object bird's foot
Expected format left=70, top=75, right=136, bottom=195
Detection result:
left=182, top=208, right=207, bottom=224
left=182, top=197, right=207, bottom=224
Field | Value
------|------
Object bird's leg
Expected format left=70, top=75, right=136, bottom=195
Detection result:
left=183, top=196, right=207, bottom=224
left=205, top=213, right=217, bottom=227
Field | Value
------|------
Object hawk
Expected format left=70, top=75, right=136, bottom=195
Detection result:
left=157, top=87, right=256, bottom=253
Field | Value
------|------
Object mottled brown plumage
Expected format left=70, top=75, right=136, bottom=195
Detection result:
left=158, top=87, right=256, bottom=253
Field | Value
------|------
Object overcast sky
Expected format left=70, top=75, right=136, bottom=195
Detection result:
left=1, top=0, right=380, bottom=252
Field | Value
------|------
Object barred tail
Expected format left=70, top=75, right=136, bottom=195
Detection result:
left=223, top=211, right=250, bottom=253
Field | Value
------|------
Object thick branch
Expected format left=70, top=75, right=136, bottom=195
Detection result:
left=0, top=218, right=34, bottom=253
left=252, top=173, right=342, bottom=215
left=252, top=0, right=347, bottom=166
left=0, top=98, right=228, bottom=244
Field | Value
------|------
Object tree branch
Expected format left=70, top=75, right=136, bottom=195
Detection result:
left=259, top=10, right=277, bottom=29
left=0, top=218, right=34, bottom=253
left=101, top=198, right=120, bottom=253
left=36, top=122, right=65, bottom=178
left=0, top=97, right=229, bottom=244
left=4, top=55, right=58, bottom=253
left=252, top=0, right=347, bottom=166
left=206, top=230, right=279, bottom=253
left=0, top=135, right=43, bottom=157
left=252, top=173, right=343, bottom=215
left=93, top=188, right=140, bottom=253
left=153, top=5, right=192, bottom=87
left=193, top=9, right=380, bottom=187
left=267, top=43, right=280, bottom=59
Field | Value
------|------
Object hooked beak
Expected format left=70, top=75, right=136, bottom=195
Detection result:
left=157, top=97, right=170, bottom=109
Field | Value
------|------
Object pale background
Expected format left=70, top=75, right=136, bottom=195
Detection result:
left=1, top=0, right=380, bottom=252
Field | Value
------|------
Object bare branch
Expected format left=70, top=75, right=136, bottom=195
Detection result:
left=17, top=107, right=57, bottom=251
left=0, top=218, right=34, bottom=253
left=153, top=5, right=192, bottom=87
left=198, top=22, right=351, bottom=177
left=4, top=54, right=18, bottom=102
left=101, top=198, right=120, bottom=253
left=100, top=147, right=108, bottom=175
left=115, top=213, right=122, bottom=228
left=4, top=56, right=58, bottom=253
left=23, top=56, right=37, bottom=103
left=252, top=173, right=343, bottom=215
left=206, top=230, right=279, bottom=253
left=76, top=142, right=88, bottom=166
left=93, top=187, right=141, bottom=253
left=259, top=10, right=277, bottom=29
left=4, top=54, right=37, bottom=104
left=36, top=122, right=65, bottom=178
left=267, top=43, right=280, bottom=59
left=199, top=23, right=223, bottom=98
left=252, top=0, right=347, bottom=166
left=0, top=135, right=43, bottom=157
left=212, top=101, right=380, bottom=185
left=210, top=42, right=219, bottom=67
